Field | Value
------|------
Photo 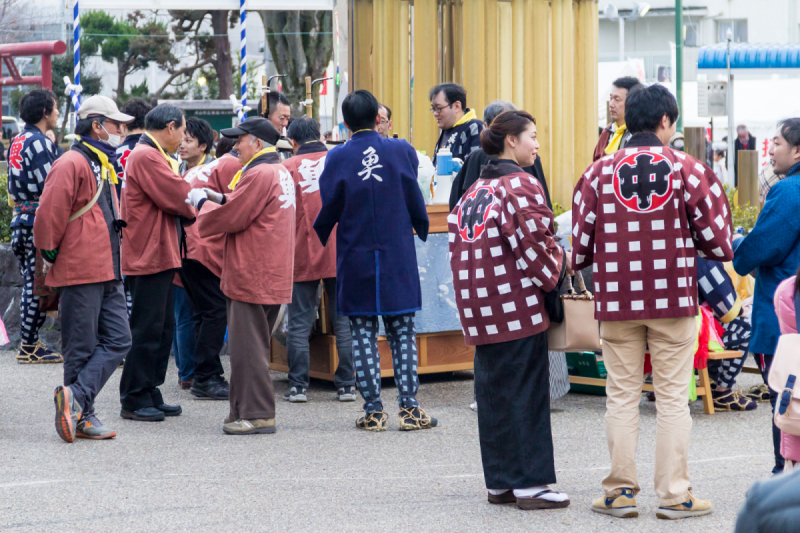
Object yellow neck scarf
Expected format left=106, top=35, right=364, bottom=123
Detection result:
left=453, top=108, right=477, bottom=128
left=77, top=138, right=119, bottom=185
left=144, top=132, right=181, bottom=174
left=605, top=124, right=627, bottom=155
left=228, top=147, right=277, bottom=190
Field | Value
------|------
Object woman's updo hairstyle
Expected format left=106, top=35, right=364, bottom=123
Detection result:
left=479, top=110, right=536, bottom=155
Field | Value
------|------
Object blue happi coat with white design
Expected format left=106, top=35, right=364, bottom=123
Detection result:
left=7, top=125, right=57, bottom=227
left=314, top=130, right=429, bottom=316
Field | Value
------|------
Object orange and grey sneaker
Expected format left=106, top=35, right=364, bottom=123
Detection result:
left=356, top=411, right=388, bottom=432
left=18, top=341, right=63, bottom=364
left=656, top=490, right=712, bottom=520
left=398, top=407, right=437, bottom=431
left=54, top=385, right=82, bottom=443
left=592, top=488, right=639, bottom=518
left=76, top=414, right=116, bottom=440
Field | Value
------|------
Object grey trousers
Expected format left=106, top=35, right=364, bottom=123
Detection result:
left=286, top=278, right=354, bottom=389
left=60, top=280, right=131, bottom=416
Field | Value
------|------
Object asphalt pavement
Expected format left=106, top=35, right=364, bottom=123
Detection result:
left=0, top=351, right=777, bottom=532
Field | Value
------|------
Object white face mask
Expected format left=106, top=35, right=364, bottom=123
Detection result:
left=101, top=124, right=122, bottom=148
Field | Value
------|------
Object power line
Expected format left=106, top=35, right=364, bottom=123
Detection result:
left=81, top=31, right=332, bottom=38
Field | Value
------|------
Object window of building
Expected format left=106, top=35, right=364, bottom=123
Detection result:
left=716, top=19, right=748, bottom=43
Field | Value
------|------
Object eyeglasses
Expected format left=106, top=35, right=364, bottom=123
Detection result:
left=379, top=119, right=390, bottom=125
left=430, top=103, right=454, bottom=114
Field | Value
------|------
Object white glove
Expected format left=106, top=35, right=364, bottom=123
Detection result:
left=186, top=188, right=208, bottom=208
left=203, top=188, right=225, bottom=204
left=42, top=259, right=53, bottom=275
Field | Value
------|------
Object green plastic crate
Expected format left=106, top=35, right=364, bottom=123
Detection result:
left=566, top=351, right=607, bottom=395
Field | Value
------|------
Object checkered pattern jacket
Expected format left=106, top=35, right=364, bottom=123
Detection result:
left=572, top=133, right=733, bottom=322
left=6, top=125, right=57, bottom=227
left=448, top=159, right=564, bottom=346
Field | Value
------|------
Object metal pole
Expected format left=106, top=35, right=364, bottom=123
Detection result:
left=239, top=0, right=247, bottom=122
left=619, top=18, right=624, bottom=61
left=675, top=0, right=683, bottom=132
left=305, top=76, right=312, bottom=118
left=727, top=36, right=736, bottom=185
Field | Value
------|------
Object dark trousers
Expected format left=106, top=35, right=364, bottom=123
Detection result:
left=179, top=259, right=226, bottom=384
left=119, top=270, right=175, bottom=411
left=11, top=225, right=47, bottom=345
left=287, top=278, right=354, bottom=389
left=227, top=300, right=279, bottom=421
left=61, top=280, right=131, bottom=416
left=475, top=332, right=556, bottom=489
left=757, top=353, right=785, bottom=474
left=350, top=313, right=419, bottom=413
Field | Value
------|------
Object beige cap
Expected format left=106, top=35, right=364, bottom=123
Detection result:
left=77, top=95, right=134, bottom=123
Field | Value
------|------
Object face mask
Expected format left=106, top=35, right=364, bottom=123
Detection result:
left=101, top=125, right=122, bottom=148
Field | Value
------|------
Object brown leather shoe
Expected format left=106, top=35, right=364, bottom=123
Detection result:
left=179, top=378, right=193, bottom=390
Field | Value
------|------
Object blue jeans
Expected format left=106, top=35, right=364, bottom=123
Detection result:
left=172, top=285, right=196, bottom=381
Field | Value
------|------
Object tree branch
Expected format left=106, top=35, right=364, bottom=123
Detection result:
left=154, top=58, right=213, bottom=98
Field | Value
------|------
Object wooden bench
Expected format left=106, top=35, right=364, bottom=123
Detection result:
left=568, top=350, right=745, bottom=415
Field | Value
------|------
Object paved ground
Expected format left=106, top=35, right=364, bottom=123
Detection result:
left=0, top=350, right=776, bottom=532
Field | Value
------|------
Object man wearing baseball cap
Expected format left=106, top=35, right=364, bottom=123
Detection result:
left=188, top=116, right=295, bottom=435
left=34, top=95, right=134, bottom=442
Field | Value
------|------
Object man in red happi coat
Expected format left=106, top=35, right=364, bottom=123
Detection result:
left=572, top=84, right=733, bottom=520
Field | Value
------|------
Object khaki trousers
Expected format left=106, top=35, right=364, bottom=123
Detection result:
left=600, top=316, right=696, bottom=506
left=227, top=299, right=280, bottom=421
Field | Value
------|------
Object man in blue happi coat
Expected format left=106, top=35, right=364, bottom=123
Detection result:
left=314, top=90, right=438, bottom=432
left=7, top=89, right=62, bottom=364
left=732, top=117, right=800, bottom=475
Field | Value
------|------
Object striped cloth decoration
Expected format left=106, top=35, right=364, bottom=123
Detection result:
left=72, top=1, right=81, bottom=111
left=239, top=0, right=247, bottom=123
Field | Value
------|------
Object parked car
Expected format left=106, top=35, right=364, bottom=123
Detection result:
left=2, top=116, right=22, bottom=142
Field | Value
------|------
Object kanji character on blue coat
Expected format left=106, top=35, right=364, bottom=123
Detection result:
left=313, top=130, right=429, bottom=316
left=7, top=124, right=57, bottom=227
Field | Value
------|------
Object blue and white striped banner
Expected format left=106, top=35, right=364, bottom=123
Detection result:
left=239, top=0, right=247, bottom=122
left=72, top=1, right=81, bottom=111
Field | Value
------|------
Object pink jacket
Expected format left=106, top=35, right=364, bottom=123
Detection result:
left=774, top=276, right=798, bottom=335
left=773, top=275, right=800, bottom=462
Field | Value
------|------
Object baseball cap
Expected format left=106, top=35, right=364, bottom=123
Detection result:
left=77, top=95, right=134, bottom=123
left=221, top=117, right=280, bottom=146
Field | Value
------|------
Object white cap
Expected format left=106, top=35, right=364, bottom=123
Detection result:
left=77, top=95, right=134, bottom=123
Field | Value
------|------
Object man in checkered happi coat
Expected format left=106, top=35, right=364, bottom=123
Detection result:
left=573, top=84, right=732, bottom=520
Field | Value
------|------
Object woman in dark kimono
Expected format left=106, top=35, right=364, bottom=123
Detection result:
left=448, top=110, right=571, bottom=510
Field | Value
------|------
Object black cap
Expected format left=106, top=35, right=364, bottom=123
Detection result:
left=221, top=117, right=280, bottom=146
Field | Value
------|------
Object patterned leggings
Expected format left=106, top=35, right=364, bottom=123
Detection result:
left=10, top=225, right=47, bottom=345
left=350, top=313, right=420, bottom=413
left=708, top=315, right=751, bottom=389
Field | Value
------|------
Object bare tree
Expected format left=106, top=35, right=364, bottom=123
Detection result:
left=163, top=10, right=236, bottom=100
left=0, top=0, right=41, bottom=44
left=262, top=11, right=333, bottom=117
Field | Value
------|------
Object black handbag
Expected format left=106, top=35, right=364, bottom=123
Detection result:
left=545, top=279, right=564, bottom=323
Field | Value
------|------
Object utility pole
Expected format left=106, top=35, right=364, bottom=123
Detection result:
left=675, top=0, right=683, bottom=132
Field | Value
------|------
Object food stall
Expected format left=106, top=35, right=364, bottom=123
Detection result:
left=269, top=202, right=475, bottom=379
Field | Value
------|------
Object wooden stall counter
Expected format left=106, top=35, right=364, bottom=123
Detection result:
left=269, top=203, right=475, bottom=381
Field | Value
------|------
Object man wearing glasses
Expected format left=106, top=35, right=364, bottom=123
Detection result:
left=377, top=104, right=393, bottom=138
left=429, top=83, right=484, bottom=167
